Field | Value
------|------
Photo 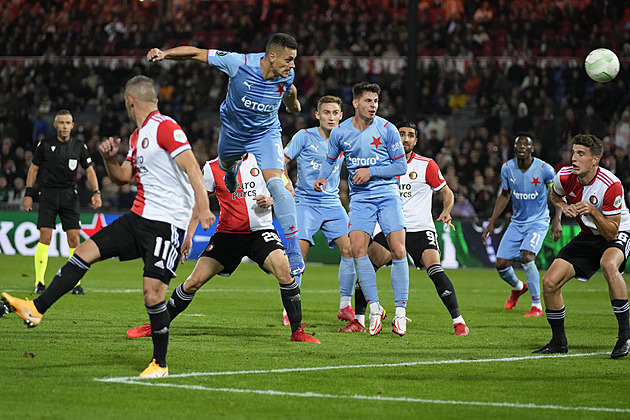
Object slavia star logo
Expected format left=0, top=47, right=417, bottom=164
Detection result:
left=276, top=84, right=285, bottom=97
left=531, top=177, right=541, bottom=186
left=371, top=136, right=383, bottom=149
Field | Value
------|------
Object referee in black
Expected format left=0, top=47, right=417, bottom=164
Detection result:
left=24, top=110, right=102, bottom=295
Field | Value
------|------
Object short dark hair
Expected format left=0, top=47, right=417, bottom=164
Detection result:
left=513, top=131, right=535, bottom=145
left=352, top=82, right=381, bottom=99
left=317, top=95, right=342, bottom=112
left=54, top=109, right=72, bottom=121
left=266, top=33, right=298, bottom=53
left=396, top=121, right=418, bottom=139
left=572, top=133, right=603, bottom=157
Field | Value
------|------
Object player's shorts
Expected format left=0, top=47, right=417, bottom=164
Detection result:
left=217, top=128, right=284, bottom=171
left=373, top=230, right=439, bottom=269
left=296, top=200, right=349, bottom=247
left=90, top=212, right=184, bottom=284
left=496, top=221, right=549, bottom=261
left=37, top=187, right=80, bottom=231
left=348, top=194, right=404, bottom=237
left=557, top=231, right=630, bottom=281
left=199, top=229, right=285, bottom=276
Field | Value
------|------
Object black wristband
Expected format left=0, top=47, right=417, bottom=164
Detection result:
left=93, top=190, right=101, bottom=196
left=25, top=187, right=34, bottom=198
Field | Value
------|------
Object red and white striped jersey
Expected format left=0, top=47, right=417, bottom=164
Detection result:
left=399, top=153, right=447, bottom=232
left=127, top=111, right=194, bottom=230
left=203, top=154, right=273, bottom=233
left=554, top=165, right=630, bottom=235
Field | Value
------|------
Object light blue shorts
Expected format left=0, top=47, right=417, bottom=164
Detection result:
left=348, top=194, right=404, bottom=237
left=296, top=200, right=349, bottom=247
left=497, top=222, right=549, bottom=261
left=217, top=128, right=285, bottom=171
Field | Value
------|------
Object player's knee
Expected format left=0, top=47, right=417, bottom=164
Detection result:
left=495, top=259, right=510, bottom=271
left=183, top=274, right=205, bottom=293
left=541, top=273, right=559, bottom=293
left=600, top=258, right=620, bottom=280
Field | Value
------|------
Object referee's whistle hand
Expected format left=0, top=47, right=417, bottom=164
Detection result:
left=23, top=196, right=33, bottom=212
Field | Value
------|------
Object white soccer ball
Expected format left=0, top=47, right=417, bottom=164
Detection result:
left=585, top=48, right=620, bottom=83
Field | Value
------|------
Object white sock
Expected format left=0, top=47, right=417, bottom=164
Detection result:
left=513, top=280, right=524, bottom=291
left=452, top=315, right=465, bottom=325
left=395, top=306, right=406, bottom=318
left=356, top=315, right=365, bottom=326
left=533, top=303, right=543, bottom=310
left=369, top=301, right=382, bottom=315
left=339, top=295, right=352, bottom=309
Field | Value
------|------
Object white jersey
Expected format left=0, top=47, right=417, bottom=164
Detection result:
left=127, top=111, right=193, bottom=230
left=554, top=165, right=630, bottom=235
left=399, top=153, right=446, bottom=232
left=203, top=154, right=273, bottom=233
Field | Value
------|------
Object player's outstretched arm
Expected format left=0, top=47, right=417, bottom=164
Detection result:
left=98, top=137, right=134, bottom=185
left=147, top=46, right=208, bottom=63
left=173, top=149, right=214, bottom=230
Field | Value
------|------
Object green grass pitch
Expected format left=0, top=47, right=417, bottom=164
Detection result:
left=1, top=254, right=628, bottom=419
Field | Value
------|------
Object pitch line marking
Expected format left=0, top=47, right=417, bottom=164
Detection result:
left=96, top=352, right=606, bottom=382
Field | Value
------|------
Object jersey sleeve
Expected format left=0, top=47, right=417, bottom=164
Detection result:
left=500, top=162, right=510, bottom=191
left=206, top=50, right=245, bottom=77
left=80, top=142, right=93, bottom=168
left=32, top=140, right=45, bottom=166
left=552, top=171, right=566, bottom=197
left=602, top=182, right=624, bottom=215
left=126, top=131, right=138, bottom=162
left=156, top=120, right=192, bottom=158
left=325, top=129, right=342, bottom=162
left=284, top=129, right=306, bottom=160
left=385, top=125, right=405, bottom=160
left=203, top=161, right=216, bottom=193
left=543, top=162, right=556, bottom=186
left=425, top=159, right=447, bottom=190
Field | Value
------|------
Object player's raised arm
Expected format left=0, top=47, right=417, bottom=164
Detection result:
left=283, top=85, right=301, bottom=113
left=147, top=46, right=208, bottom=63
left=99, top=137, right=134, bottom=185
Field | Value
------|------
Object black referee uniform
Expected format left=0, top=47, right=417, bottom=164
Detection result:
left=32, top=135, right=93, bottom=230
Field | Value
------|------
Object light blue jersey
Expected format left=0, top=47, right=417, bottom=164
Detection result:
left=501, top=157, right=555, bottom=226
left=284, top=127, right=343, bottom=204
left=206, top=49, right=294, bottom=140
left=324, top=116, right=405, bottom=198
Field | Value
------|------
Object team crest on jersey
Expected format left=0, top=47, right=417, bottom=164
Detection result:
left=68, top=159, right=77, bottom=170
left=589, top=195, right=598, bottom=205
left=141, top=137, right=149, bottom=148
left=614, top=195, right=622, bottom=208
left=409, top=171, right=418, bottom=180
left=250, top=167, right=260, bottom=177
left=205, top=243, right=214, bottom=252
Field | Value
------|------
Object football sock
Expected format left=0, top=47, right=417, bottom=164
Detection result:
left=34, top=242, right=49, bottom=287
left=354, top=255, right=379, bottom=304
left=522, top=261, right=540, bottom=305
left=338, top=256, right=356, bottom=298
left=427, top=264, right=461, bottom=318
left=69, top=247, right=80, bottom=287
left=390, top=258, right=409, bottom=307
left=34, top=254, right=90, bottom=314
left=545, top=307, right=567, bottom=344
left=340, top=295, right=352, bottom=309
left=146, top=301, right=169, bottom=368
left=354, top=281, right=367, bottom=316
left=166, top=283, right=195, bottom=321
left=356, top=315, right=365, bottom=326
left=266, top=176, right=298, bottom=239
left=279, top=280, right=302, bottom=333
left=612, top=299, right=630, bottom=338
left=452, top=315, right=465, bottom=325
left=498, top=266, right=521, bottom=289
left=395, top=306, right=406, bottom=317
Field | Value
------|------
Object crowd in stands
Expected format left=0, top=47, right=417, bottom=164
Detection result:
left=2, top=0, right=630, bottom=220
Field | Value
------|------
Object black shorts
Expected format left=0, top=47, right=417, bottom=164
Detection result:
left=557, top=231, right=630, bottom=281
left=199, top=229, right=285, bottom=276
left=90, top=212, right=184, bottom=284
left=37, top=187, right=80, bottom=231
left=373, top=230, right=438, bottom=269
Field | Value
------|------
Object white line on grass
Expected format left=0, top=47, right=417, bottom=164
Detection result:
left=98, top=378, right=630, bottom=414
left=96, top=352, right=607, bottom=383
left=95, top=353, right=629, bottom=413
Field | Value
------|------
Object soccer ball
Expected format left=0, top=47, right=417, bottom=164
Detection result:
left=584, top=48, right=620, bottom=83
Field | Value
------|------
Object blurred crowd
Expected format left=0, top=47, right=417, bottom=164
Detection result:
left=2, top=0, right=630, bottom=219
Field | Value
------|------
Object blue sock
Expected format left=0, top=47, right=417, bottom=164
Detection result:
left=390, top=258, right=409, bottom=307
left=339, top=256, right=355, bottom=297
left=498, top=266, right=520, bottom=288
left=354, top=255, right=379, bottom=304
left=266, top=176, right=298, bottom=239
left=522, top=261, right=540, bottom=304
